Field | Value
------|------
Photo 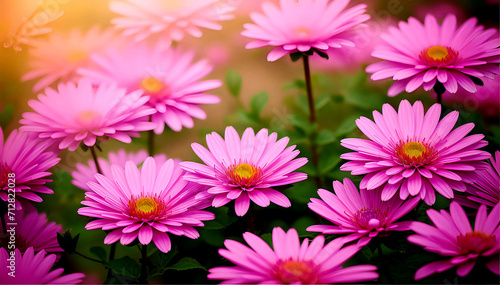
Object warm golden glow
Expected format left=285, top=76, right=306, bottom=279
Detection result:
left=396, top=140, right=437, bottom=166
left=402, top=142, right=426, bottom=159
left=135, top=197, right=158, bottom=214
left=67, top=50, right=87, bottom=63
left=128, top=195, right=168, bottom=220
left=233, top=163, right=256, bottom=179
left=426, top=46, right=449, bottom=61
left=78, top=110, right=100, bottom=124
left=226, top=163, right=262, bottom=188
left=276, top=260, right=316, bottom=284
left=140, top=77, right=164, bottom=93
left=294, top=27, right=312, bottom=37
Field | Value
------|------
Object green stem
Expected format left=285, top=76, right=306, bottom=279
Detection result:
left=378, top=243, right=394, bottom=283
left=139, top=244, right=148, bottom=284
left=75, top=251, right=104, bottom=264
left=247, top=207, right=255, bottom=234
left=106, top=243, right=116, bottom=279
left=90, top=145, right=102, bottom=174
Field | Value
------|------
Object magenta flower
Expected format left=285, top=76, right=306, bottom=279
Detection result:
left=208, top=227, right=379, bottom=284
left=340, top=100, right=490, bottom=205
left=21, top=27, right=116, bottom=92
left=78, top=43, right=221, bottom=133
left=0, top=128, right=59, bottom=209
left=72, top=149, right=169, bottom=191
left=366, top=14, right=500, bottom=96
left=0, top=247, right=85, bottom=284
left=1, top=210, right=63, bottom=254
left=20, top=79, right=156, bottom=151
left=455, top=151, right=500, bottom=209
left=78, top=157, right=214, bottom=253
left=110, top=0, right=234, bottom=47
left=241, top=0, right=370, bottom=61
left=408, top=202, right=499, bottom=279
left=307, top=178, right=419, bottom=246
left=180, top=126, right=308, bottom=216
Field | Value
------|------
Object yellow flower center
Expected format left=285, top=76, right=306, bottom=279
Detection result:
left=67, top=50, right=87, bottom=63
left=135, top=197, right=158, bottom=214
left=140, top=77, right=164, bottom=94
left=426, top=46, right=449, bottom=61
left=233, top=163, right=256, bottom=179
left=457, top=231, right=496, bottom=254
left=276, top=260, right=317, bottom=284
left=77, top=110, right=101, bottom=129
left=402, top=142, right=425, bottom=159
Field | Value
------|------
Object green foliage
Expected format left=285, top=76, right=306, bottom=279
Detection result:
left=57, top=231, right=79, bottom=254
left=0, top=104, right=14, bottom=128
left=107, top=256, right=140, bottom=279
left=249, top=91, right=269, bottom=118
left=225, top=69, right=242, bottom=97
left=166, top=257, right=206, bottom=271
left=89, top=246, right=107, bottom=262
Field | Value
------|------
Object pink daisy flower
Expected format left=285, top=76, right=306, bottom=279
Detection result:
left=208, top=227, right=379, bottom=284
left=366, top=14, right=500, bottom=96
left=0, top=128, right=59, bottom=209
left=408, top=202, right=499, bottom=279
left=109, top=0, right=235, bottom=47
left=0, top=247, right=85, bottom=284
left=71, top=149, right=170, bottom=191
left=1, top=210, right=63, bottom=254
left=21, top=27, right=116, bottom=92
left=340, top=100, right=491, bottom=205
left=180, top=126, right=308, bottom=216
left=455, top=151, right=500, bottom=209
left=241, top=0, right=370, bottom=61
left=307, top=178, right=419, bottom=246
left=78, top=157, right=214, bottom=253
left=20, top=79, right=156, bottom=151
left=78, top=43, right=221, bottom=133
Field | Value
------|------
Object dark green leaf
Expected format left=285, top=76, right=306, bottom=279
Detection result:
left=315, top=130, right=336, bottom=146
left=57, top=231, right=79, bottom=254
left=289, top=52, right=303, bottom=62
left=334, top=114, right=360, bottom=137
left=284, top=180, right=318, bottom=204
left=166, top=257, right=206, bottom=271
left=259, top=233, right=273, bottom=247
left=467, top=75, right=484, bottom=86
left=313, top=49, right=329, bottom=60
left=344, top=90, right=385, bottom=110
left=249, top=91, right=269, bottom=116
left=291, top=216, right=315, bottom=237
left=282, top=79, right=306, bottom=91
left=318, top=151, right=341, bottom=175
left=288, top=114, right=317, bottom=135
left=0, top=104, right=14, bottom=128
left=107, top=256, right=140, bottom=278
left=89, top=246, right=107, bottom=262
left=226, top=69, right=242, bottom=97
left=203, top=207, right=238, bottom=230
left=150, top=246, right=178, bottom=269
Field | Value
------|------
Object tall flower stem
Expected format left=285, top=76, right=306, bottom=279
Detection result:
left=89, top=145, right=102, bottom=174
left=302, top=55, right=321, bottom=187
left=148, top=116, right=154, bottom=156
left=247, top=207, right=255, bottom=234
left=139, top=244, right=148, bottom=284
left=433, top=81, right=446, bottom=105
left=377, top=243, right=394, bottom=284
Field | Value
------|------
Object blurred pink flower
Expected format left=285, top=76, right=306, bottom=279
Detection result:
left=110, top=0, right=235, bottom=47
left=180, top=126, right=308, bottom=216
left=408, top=202, right=499, bottom=279
left=241, top=0, right=370, bottom=61
left=78, top=43, right=221, bottom=133
left=436, top=74, right=500, bottom=118
left=414, top=3, right=466, bottom=24
left=21, top=27, right=116, bottom=92
left=1, top=210, right=63, bottom=254
left=78, top=158, right=214, bottom=253
left=340, top=100, right=491, bottom=205
left=0, top=128, right=59, bottom=209
left=72, top=149, right=171, bottom=191
left=366, top=14, right=500, bottom=96
left=307, top=178, right=419, bottom=246
left=455, top=151, right=500, bottom=209
left=0, top=247, right=85, bottom=284
left=20, top=79, right=156, bottom=151
left=208, top=227, right=379, bottom=284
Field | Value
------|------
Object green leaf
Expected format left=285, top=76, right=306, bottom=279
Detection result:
left=291, top=216, right=315, bottom=237
left=284, top=180, right=318, bottom=204
left=225, top=69, right=242, bottom=97
left=57, top=231, right=79, bottom=254
left=318, top=151, right=341, bottom=175
left=314, top=94, right=330, bottom=110
left=249, top=91, right=269, bottom=116
left=315, top=130, right=336, bottom=146
left=313, top=48, right=329, bottom=60
left=166, top=257, right=206, bottom=271
left=0, top=104, right=14, bottom=128
left=259, top=233, right=273, bottom=247
left=150, top=246, right=178, bottom=269
left=288, top=114, right=317, bottom=135
left=203, top=207, right=238, bottom=230
left=89, top=246, right=107, bottom=262
left=289, top=51, right=303, bottom=62
left=282, top=79, right=306, bottom=91
left=107, top=256, right=140, bottom=278
left=344, top=90, right=384, bottom=110
left=334, top=114, right=359, bottom=137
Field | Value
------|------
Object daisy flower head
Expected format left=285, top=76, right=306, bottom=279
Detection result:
left=455, top=151, right=500, bottom=209
left=20, top=79, right=156, bottom=151
left=1, top=210, right=63, bottom=254
left=241, top=0, right=371, bottom=61
left=366, top=14, right=500, bottom=96
left=208, top=227, right=379, bottom=284
left=307, top=178, right=419, bottom=246
left=78, top=43, right=221, bottom=134
left=340, top=100, right=491, bottom=205
left=0, top=247, right=85, bottom=284
left=21, top=27, right=116, bottom=92
left=109, top=0, right=235, bottom=47
left=180, top=126, right=308, bottom=216
left=78, top=157, right=214, bottom=253
left=72, top=149, right=170, bottom=191
left=408, top=201, right=499, bottom=279
left=0, top=128, right=59, bottom=209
